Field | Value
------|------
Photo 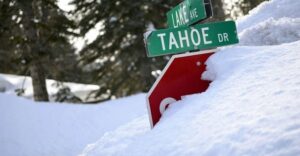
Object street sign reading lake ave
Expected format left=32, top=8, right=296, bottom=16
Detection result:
left=146, top=21, right=239, bottom=57
left=167, top=0, right=208, bottom=28
left=144, top=0, right=239, bottom=128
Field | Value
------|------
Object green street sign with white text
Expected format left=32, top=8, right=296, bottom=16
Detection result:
left=145, top=21, right=239, bottom=57
left=167, top=0, right=207, bottom=28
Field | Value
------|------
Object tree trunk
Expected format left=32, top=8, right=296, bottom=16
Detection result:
left=19, top=0, right=49, bottom=102
left=30, top=60, right=49, bottom=101
left=140, top=56, right=153, bottom=92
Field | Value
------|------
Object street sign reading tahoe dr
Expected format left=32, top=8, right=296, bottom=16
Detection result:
left=144, top=0, right=239, bottom=128
left=167, top=0, right=211, bottom=28
left=146, top=21, right=238, bottom=57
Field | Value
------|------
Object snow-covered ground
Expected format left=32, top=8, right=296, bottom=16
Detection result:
left=79, top=42, right=300, bottom=156
left=79, top=0, right=300, bottom=155
left=0, top=93, right=147, bottom=156
left=1, top=0, right=300, bottom=156
left=0, top=74, right=99, bottom=102
left=237, top=0, right=300, bottom=46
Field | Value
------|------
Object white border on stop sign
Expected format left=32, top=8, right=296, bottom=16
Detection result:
left=146, top=49, right=217, bottom=128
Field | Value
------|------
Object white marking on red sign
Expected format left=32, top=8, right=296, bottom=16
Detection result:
left=159, top=97, right=177, bottom=114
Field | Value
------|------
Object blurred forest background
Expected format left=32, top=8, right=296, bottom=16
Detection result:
left=0, top=0, right=266, bottom=103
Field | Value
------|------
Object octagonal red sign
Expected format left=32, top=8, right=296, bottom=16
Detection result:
left=147, top=50, right=215, bottom=128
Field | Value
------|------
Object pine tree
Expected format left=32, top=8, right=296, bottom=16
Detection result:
left=224, top=0, right=266, bottom=19
left=0, top=0, right=77, bottom=101
left=0, top=0, right=24, bottom=74
left=71, top=0, right=184, bottom=100
left=71, top=0, right=227, bottom=101
left=241, top=0, right=266, bottom=14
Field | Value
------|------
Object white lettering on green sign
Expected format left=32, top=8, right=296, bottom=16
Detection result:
left=170, top=2, right=199, bottom=28
left=157, top=27, right=212, bottom=51
left=171, top=4, right=199, bottom=28
left=146, top=21, right=239, bottom=57
left=167, top=0, right=206, bottom=28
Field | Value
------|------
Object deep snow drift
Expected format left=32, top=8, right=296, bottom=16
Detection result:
left=1, top=0, right=300, bottom=156
left=237, top=0, right=300, bottom=33
left=80, top=40, right=300, bottom=156
left=79, top=0, right=300, bottom=156
left=237, top=0, right=300, bottom=46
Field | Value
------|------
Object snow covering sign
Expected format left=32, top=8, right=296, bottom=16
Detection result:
left=145, top=0, right=239, bottom=127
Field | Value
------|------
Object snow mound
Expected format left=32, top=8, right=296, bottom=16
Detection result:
left=0, top=93, right=147, bottom=156
left=237, top=0, right=300, bottom=46
left=0, top=73, right=100, bottom=102
left=2, top=0, right=300, bottom=156
left=80, top=116, right=149, bottom=156
left=78, top=1, right=300, bottom=155
left=237, top=0, right=300, bottom=32
left=80, top=40, right=300, bottom=156
left=0, top=77, right=13, bottom=92
left=239, top=17, right=300, bottom=46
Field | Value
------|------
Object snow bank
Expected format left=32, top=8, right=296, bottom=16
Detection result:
left=80, top=40, right=300, bottom=156
left=239, top=18, right=300, bottom=46
left=0, top=74, right=100, bottom=102
left=237, top=0, right=300, bottom=46
left=79, top=1, right=300, bottom=155
left=237, top=0, right=300, bottom=32
left=0, top=76, right=13, bottom=92
left=0, top=93, right=146, bottom=156
left=80, top=116, right=149, bottom=156
left=2, top=0, right=300, bottom=156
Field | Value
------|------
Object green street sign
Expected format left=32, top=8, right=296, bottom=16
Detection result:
left=167, top=0, right=207, bottom=28
left=145, top=21, right=239, bottom=57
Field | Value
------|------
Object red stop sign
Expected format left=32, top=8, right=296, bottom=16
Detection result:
left=147, top=50, right=215, bottom=128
